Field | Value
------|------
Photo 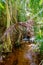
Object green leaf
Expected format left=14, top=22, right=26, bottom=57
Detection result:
left=39, top=0, right=43, bottom=5
left=39, top=42, right=43, bottom=54
left=0, top=3, right=4, bottom=9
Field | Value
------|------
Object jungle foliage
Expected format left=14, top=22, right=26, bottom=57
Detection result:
left=0, top=0, right=43, bottom=54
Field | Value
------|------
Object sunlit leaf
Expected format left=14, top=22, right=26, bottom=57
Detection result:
left=0, top=3, right=4, bottom=9
left=39, top=0, right=43, bottom=5
left=39, top=29, right=42, bottom=38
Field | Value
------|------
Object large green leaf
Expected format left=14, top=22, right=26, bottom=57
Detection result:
left=0, top=3, right=4, bottom=9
